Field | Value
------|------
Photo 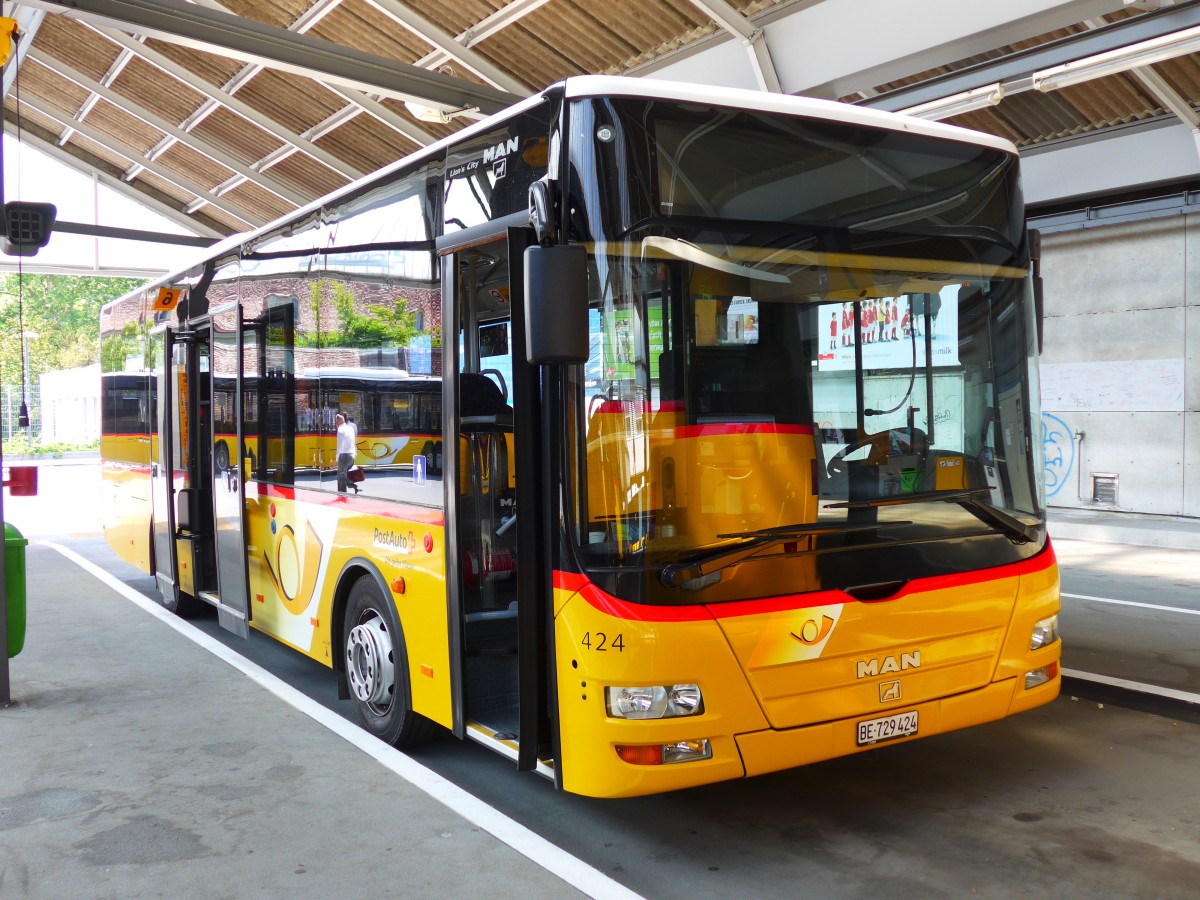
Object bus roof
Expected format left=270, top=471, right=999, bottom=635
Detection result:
left=102, top=75, right=1017, bottom=313
left=561, top=76, right=1018, bottom=156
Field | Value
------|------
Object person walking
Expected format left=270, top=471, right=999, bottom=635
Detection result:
left=336, top=413, right=358, bottom=494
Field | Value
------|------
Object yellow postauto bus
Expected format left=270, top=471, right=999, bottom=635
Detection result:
left=100, top=76, right=1059, bottom=798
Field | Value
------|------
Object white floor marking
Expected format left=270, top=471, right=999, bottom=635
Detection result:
left=1062, top=592, right=1200, bottom=617
left=43, top=542, right=643, bottom=900
left=1061, top=668, right=1200, bottom=706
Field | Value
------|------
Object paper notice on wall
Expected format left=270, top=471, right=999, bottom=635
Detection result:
left=1039, top=358, right=1184, bottom=412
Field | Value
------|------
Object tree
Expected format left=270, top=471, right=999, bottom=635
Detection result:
left=100, top=321, right=143, bottom=374
left=302, top=279, right=421, bottom=349
left=0, top=273, right=144, bottom=384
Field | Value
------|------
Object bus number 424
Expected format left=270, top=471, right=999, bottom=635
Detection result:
left=581, top=632, right=625, bottom=652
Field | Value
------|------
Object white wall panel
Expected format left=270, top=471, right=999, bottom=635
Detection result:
left=1039, top=215, right=1196, bottom=516
left=646, top=38, right=759, bottom=92
left=646, top=0, right=1125, bottom=97
left=1041, top=218, right=1187, bottom=316
left=1022, top=121, right=1200, bottom=205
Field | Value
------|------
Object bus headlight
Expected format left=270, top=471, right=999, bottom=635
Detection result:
left=1025, top=661, right=1058, bottom=689
left=1030, top=615, right=1060, bottom=650
left=606, top=684, right=704, bottom=719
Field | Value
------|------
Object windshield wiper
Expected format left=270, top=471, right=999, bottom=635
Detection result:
left=659, top=520, right=912, bottom=589
left=826, top=488, right=1041, bottom=544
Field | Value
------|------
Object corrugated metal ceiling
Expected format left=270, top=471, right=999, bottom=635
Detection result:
left=4, top=0, right=1199, bottom=240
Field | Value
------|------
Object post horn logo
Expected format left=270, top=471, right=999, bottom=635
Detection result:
left=792, top=615, right=835, bottom=645
left=263, top=502, right=324, bottom=615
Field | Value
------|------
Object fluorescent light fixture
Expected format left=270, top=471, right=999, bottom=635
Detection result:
left=403, top=101, right=476, bottom=124
left=1033, top=23, right=1200, bottom=92
left=899, top=83, right=1005, bottom=120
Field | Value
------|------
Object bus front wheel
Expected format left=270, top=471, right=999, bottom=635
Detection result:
left=214, top=440, right=230, bottom=472
left=342, top=575, right=436, bottom=747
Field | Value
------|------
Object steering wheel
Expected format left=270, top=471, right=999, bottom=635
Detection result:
left=826, top=432, right=890, bottom=477
left=826, top=428, right=928, bottom=477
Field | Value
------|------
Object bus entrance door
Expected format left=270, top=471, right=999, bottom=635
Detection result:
left=149, top=325, right=177, bottom=603
left=447, top=227, right=551, bottom=776
left=149, top=323, right=210, bottom=618
left=206, top=307, right=251, bottom=637
left=454, top=239, right=521, bottom=740
left=155, top=312, right=251, bottom=636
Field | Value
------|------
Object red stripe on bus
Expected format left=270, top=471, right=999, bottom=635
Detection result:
left=673, top=423, right=813, bottom=438
left=592, top=400, right=653, bottom=414
left=257, top=482, right=445, bottom=526
left=554, top=544, right=1056, bottom=622
left=586, top=407, right=813, bottom=438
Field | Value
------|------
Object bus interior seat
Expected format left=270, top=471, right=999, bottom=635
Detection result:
left=458, top=373, right=517, bottom=651
left=459, top=372, right=513, bottom=507
left=460, top=372, right=512, bottom=427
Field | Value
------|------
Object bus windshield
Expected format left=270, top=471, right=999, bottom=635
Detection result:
left=566, top=97, right=1044, bottom=603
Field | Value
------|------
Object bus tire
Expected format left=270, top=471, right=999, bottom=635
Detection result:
left=421, top=441, right=435, bottom=472
left=342, top=575, right=437, bottom=748
left=433, top=441, right=443, bottom=475
left=214, top=440, right=230, bottom=472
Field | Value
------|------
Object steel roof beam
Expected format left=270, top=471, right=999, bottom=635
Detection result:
left=130, top=0, right=348, bottom=177
left=361, top=0, right=529, bottom=95
left=1131, top=65, right=1200, bottom=129
left=28, top=49, right=310, bottom=208
left=89, top=23, right=363, bottom=181
left=52, top=219, right=216, bottom=247
left=324, top=84, right=436, bottom=146
left=16, top=91, right=264, bottom=228
left=203, top=83, right=435, bottom=204
left=21, top=0, right=516, bottom=113
left=126, top=0, right=427, bottom=180
left=2, top=6, right=45, bottom=99
left=863, top=0, right=1200, bottom=112
left=209, top=97, right=390, bottom=202
left=685, top=0, right=782, bottom=92
left=1079, top=16, right=1200, bottom=154
left=413, top=0, right=552, bottom=76
left=56, top=45, right=136, bottom=147
left=416, top=0, right=554, bottom=69
left=1, top=117, right=224, bottom=239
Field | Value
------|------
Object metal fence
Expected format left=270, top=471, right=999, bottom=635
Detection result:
left=0, top=385, right=41, bottom=444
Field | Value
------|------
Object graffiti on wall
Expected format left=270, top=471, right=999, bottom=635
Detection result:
left=1041, top=413, right=1075, bottom=498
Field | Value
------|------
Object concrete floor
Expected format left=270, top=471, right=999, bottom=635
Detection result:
left=1, top=543, right=587, bottom=899
left=3, top=461, right=1200, bottom=898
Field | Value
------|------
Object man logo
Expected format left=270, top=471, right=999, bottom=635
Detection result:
left=880, top=681, right=902, bottom=703
left=856, top=651, right=921, bottom=679
left=482, top=136, right=519, bottom=163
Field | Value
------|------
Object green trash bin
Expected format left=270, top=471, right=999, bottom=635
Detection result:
left=5, top=521, right=27, bottom=659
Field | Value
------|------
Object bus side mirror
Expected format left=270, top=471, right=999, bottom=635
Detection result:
left=524, top=244, right=588, bottom=364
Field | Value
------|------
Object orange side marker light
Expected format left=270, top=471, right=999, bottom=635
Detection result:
left=615, top=745, right=662, bottom=766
